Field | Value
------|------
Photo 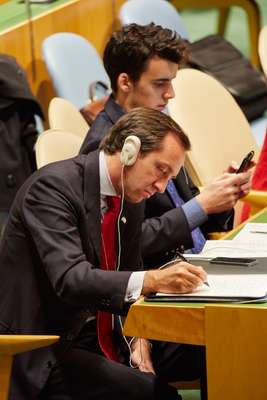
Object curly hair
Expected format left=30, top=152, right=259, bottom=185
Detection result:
left=103, top=23, right=188, bottom=93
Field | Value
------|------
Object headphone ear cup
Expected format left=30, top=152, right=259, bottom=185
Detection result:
left=120, top=135, right=141, bottom=166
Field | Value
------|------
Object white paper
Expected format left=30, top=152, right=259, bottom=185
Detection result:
left=157, top=255, right=267, bottom=299
left=157, top=273, right=267, bottom=298
left=191, top=240, right=267, bottom=258
left=234, top=223, right=267, bottom=241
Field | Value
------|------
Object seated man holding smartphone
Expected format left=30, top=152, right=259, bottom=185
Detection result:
left=80, top=23, right=253, bottom=268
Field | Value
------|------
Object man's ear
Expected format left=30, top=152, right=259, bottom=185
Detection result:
left=117, top=73, right=133, bottom=93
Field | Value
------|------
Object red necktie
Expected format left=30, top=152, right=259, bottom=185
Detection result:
left=97, top=196, right=121, bottom=361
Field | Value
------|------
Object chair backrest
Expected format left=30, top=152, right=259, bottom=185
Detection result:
left=259, top=25, right=267, bottom=77
left=42, top=32, right=109, bottom=110
left=48, top=97, right=89, bottom=139
left=119, top=0, right=189, bottom=39
left=35, top=129, right=83, bottom=169
left=168, top=68, right=260, bottom=186
left=252, top=24, right=267, bottom=146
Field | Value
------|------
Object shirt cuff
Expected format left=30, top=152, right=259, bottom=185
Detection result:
left=182, top=197, right=208, bottom=230
left=125, top=271, right=145, bottom=302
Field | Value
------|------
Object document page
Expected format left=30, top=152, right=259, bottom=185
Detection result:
left=155, top=274, right=267, bottom=298
left=155, top=258, right=267, bottom=299
left=189, top=240, right=267, bottom=258
left=234, top=223, right=267, bottom=242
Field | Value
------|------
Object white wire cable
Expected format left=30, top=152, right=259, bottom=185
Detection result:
left=116, top=165, right=125, bottom=272
left=182, top=165, right=189, bottom=185
left=158, top=257, right=184, bottom=270
left=116, top=165, right=143, bottom=369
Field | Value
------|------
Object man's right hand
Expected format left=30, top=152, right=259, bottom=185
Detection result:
left=196, top=170, right=252, bottom=214
left=142, top=261, right=207, bottom=295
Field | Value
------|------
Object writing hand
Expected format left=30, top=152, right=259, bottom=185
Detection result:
left=143, top=261, right=207, bottom=295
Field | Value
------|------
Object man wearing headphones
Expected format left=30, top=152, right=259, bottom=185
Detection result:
left=80, top=23, right=252, bottom=267
left=0, top=108, right=210, bottom=400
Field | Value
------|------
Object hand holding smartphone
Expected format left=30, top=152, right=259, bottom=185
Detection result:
left=236, top=150, right=254, bottom=173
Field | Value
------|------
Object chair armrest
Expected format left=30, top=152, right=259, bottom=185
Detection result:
left=208, top=232, right=228, bottom=240
left=240, top=190, right=267, bottom=213
left=207, top=190, right=267, bottom=239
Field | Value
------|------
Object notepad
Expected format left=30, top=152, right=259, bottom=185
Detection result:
left=154, top=274, right=267, bottom=298
left=151, top=258, right=267, bottom=300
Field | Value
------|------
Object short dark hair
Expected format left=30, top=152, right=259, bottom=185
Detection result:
left=99, top=107, right=191, bottom=155
left=103, top=23, right=188, bottom=93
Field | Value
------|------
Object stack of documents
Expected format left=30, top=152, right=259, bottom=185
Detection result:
left=146, top=224, right=267, bottom=303
left=192, top=239, right=267, bottom=258
left=146, top=258, right=267, bottom=302
left=189, top=223, right=267, bottom=258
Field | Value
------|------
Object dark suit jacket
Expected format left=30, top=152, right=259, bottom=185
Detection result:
left=80, top=96, right=234, bottom=267
left=0, top=150, right=143, bottom=399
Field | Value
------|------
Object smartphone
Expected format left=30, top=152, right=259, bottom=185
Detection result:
left=236, top=150, right=254, bottom=173
left=209, top=257, right=257, bottom=267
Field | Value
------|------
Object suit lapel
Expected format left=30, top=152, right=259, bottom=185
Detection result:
left=175, top=169, right=194, bottom=201
left=83, top=150, right=102, bottom=263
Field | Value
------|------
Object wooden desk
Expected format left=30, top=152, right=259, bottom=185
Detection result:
left=124, top=300, right=267, bottom=400
left=0, top=334, right=59, bottom=400
left=124, top=206, right=267, bottom=400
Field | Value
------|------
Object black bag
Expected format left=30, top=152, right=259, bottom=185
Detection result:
left=187, top=34, right=267, bottom=121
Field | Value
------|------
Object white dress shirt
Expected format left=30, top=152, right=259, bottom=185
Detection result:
left=99, top=151, right=145, bottom=302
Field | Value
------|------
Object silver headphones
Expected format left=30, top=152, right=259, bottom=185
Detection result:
left=120, top=135, right=141, bottom=166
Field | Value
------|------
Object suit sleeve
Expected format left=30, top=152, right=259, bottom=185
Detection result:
left=141, top=204, right=193, bottom=265
left=22, top=173, right=132, bottom=315
left=178, top=167, right=234, bottom=234
left=202, top=210, right=234, bottom=234
left=141, top=168, right=234, bottom=267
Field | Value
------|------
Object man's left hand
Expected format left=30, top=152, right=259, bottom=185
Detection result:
left=226, top=160, right=256, bottom=174
left=130, top=338, right=155, bottom=374
left=226, top=162, right=254, bottom=198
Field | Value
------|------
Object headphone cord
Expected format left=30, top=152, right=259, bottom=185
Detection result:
left=116, top=165, right=144, bottom=369
left=116, top=165, right=125, bottom=272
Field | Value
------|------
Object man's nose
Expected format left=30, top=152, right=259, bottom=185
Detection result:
left=163, top=84, right=175, bottom=100
left=153, top=178, right=168, bottom=193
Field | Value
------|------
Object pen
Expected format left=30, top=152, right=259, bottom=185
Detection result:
left=176, top=251, right=210, bottom=288
left=250, top=231, right=267, bottom=234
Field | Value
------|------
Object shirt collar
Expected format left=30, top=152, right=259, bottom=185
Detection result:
left=99, top=150, right=117, bottom=196
left=105, top=94, right=125, bottom=124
